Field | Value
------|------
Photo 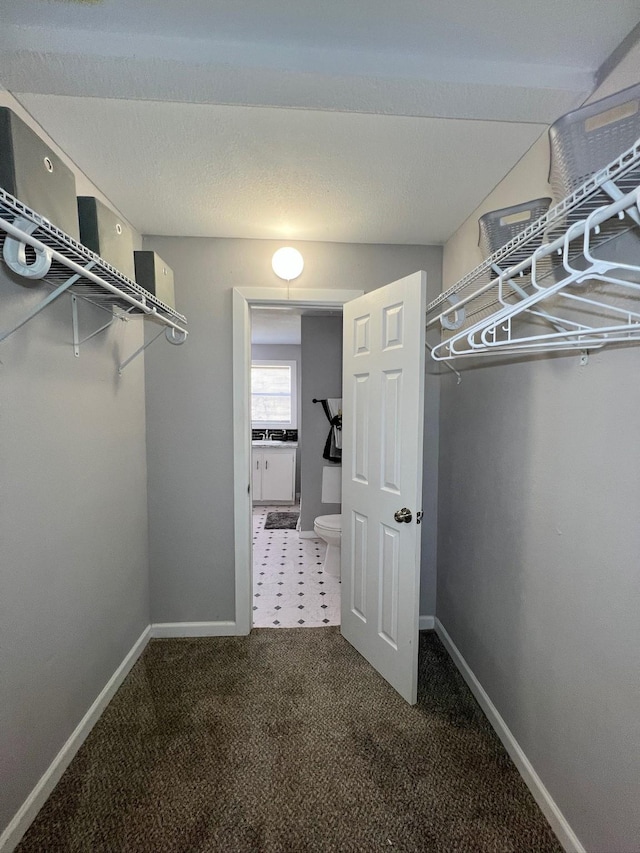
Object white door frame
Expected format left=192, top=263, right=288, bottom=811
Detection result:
left=232, top=287, right=364, bottom=634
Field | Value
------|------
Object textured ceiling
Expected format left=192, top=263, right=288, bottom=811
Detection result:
left=1, top=1, right=639, bottom=243
left=14, top=94, right=547, bottom=243
left=4, top=0, right=638, bottom=69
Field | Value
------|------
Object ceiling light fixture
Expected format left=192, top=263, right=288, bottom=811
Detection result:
left=272, top=247, right=304, bottom=281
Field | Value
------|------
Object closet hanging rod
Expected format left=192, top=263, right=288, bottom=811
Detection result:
left=427, top=186, right=639, bottom=332
left=427, top=136, right=640, bottom=320
left=0, top=213, right=188, bottom=336
left=430, top=193, right=640, bottom=360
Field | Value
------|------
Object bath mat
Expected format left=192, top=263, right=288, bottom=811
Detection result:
left=264, top=511, right=299, bottom=530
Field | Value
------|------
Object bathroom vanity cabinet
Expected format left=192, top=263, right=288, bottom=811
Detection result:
left=252, top=444, right=297, bottom=504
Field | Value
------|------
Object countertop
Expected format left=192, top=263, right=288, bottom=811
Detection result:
left=252, top=440, right=298, bottom=448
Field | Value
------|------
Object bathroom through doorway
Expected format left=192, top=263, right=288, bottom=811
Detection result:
left=232, top=286, right=362, bottom=636
left=251, top=502, right=340, bottom=627
left=249, top=303, right=346, bottom=628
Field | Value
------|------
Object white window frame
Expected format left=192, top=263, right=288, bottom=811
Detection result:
left=251, top=359, right=297, bottom=429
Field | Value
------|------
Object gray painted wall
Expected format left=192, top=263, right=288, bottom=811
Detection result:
left=299, top=315, right=343, bottom=532
left=421, top=313, right=442, bottom=620
left=0, top=274, right=149, bottom=836
left=0, top=94, right=149, bottom=840
left=437, top=352, right=640, bottom=853
left=251, top=343, right=301, bottom=494
left=143, top=237, right=442, bottom=622
left=438, top=51, right=640, bottom=853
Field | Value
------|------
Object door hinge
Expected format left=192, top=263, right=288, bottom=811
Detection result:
left=416, top=511, right=424, bottom=525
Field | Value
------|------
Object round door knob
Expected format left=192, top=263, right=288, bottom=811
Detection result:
left=394, top=507, right=412, bottom=523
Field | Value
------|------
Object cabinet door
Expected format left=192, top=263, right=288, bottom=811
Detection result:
left=252, top=450, right=263, bottom=500
left=261, top=449, right=295, bottom=502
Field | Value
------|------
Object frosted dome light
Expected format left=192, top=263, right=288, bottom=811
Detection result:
left=272, top=247, right=304, bottom=281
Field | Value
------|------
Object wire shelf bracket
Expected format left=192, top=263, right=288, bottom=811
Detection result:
left=118, top=325, right=187, bottom=375
left=70, top=294, right=120, bottom=358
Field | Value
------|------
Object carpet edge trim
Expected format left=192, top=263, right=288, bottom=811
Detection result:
left=150, top=621, right=239, bottom=638
left=0, top=625, right=151, bottom=853
left=434, top=618, right=586, bottom=853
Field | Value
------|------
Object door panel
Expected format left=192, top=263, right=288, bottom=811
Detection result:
left=341, top=272, right=426, bottom=704
left=351, top=511, right=368, bottom=622
left=352, top=373, right=370, bottom=484
left=379, top=523, right=400, bottom=647
left=381, top=369, right=402, bottom=494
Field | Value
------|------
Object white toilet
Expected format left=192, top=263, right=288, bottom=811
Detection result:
left=313, top=514, right=342, bottom=577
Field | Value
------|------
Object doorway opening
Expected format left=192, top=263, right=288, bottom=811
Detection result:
left=232, top=287, right=362, bottom=636
left=250, top=304, right=345, bottom=628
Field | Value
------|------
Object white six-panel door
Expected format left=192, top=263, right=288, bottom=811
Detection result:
left=341, top=272, right=426, bottom=704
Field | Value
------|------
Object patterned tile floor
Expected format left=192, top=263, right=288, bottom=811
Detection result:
left=252, top=504, right=341, bottom=628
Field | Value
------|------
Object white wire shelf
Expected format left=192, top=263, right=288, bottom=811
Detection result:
left=0, top=187, right=188, bottom=340
left=427, top=138, right=640, bottom=361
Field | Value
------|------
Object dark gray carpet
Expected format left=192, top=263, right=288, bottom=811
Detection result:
left=16, top=630, right=562, bottom=852
left=264, top=511, right=299, bottom=530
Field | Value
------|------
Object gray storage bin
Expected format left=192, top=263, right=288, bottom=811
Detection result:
left=134, top=251, right=176, bottom=310
left=478, top=198, right=551, bottom=258
left=549, top=83, right=640, bottom=199
left=0, top=107, right=80, bottom=240
left=77, top=196, right=135, bottom=281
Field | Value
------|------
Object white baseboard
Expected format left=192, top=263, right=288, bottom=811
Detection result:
left=298, top=530, right=318, bottom=539
left=0, top=626, right=151, bottom=853
left=434, top=619, right=585, bottom=853
left=150, top=621, right=238, bottom=638
left=419, top=615, right=435, bottom=630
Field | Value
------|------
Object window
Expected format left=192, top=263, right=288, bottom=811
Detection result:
left=251, top=360, right=297, bottom=428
